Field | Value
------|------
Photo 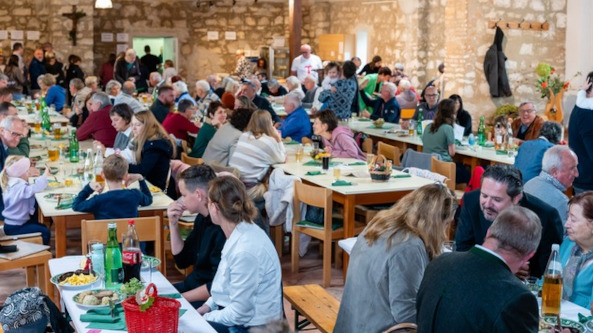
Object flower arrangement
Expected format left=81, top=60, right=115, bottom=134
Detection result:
left=535, top=62, right=578, bottom=99
left=312, top=152, right=330, bottom=160
left=369, top=154, right=392, bottom=182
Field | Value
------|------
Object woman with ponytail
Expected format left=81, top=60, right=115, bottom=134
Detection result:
left=1, top=156, right=52, bottom=244
left=198, top=176, right=282, bottom=333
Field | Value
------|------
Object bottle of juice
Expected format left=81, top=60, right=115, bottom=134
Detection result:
left=542, top=244, right=563, bottom=316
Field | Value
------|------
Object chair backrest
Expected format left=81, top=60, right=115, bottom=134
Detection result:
left=293, top=181, right=333, bottom=235
left=400, top=148, right=439, bottom=170
left=377, top=141, right=401, bottom=166
left=362, top=137, right=373, bottom=154
left=81, top=216, right=163, bottom=266
left=207, top=163, right=241, bottom=178
left=181, top=152, right=204, bottom=166
left=180, top=140, right=189, bottom=154
left=401, top=108, right=415, bottom=119
left=302, top=137, right=313, bottom=145
left=431, top=156, right=455, bottom=190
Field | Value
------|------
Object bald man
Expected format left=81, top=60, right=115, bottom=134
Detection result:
left=290, top=44, right=323, bottom=84
left=114, top=48, right=142, bottom=84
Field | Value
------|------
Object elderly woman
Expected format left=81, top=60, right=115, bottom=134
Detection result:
left=198, top=176, right=282, bottom=331
left=229, top=110, right=286, bottom=190
left=195, top=79, right=221, bottom=121
left=513, top=121, right=563, bottom=183
left=173, top=81, right=196, bottom=107
left=263, top=78, right=287, bottom=97
left=203, top=108, right=254, bottom=166
left=105, top=79, right=122, bottom=104
left=335, top=183, right=456, bottom=332
left=39, top=74, right=65, bottom=111
left=560, top=192, right=593, bottom=309
left=233, top=95, right=257, bottom=111
left=396, top=79, right=418, bottom=110
left=313, top=109, right=365, bottom=160
left=221, top=79, right=240, bottom=109
left=190, top=101, right=228, bottom=158
left=302, top=74, right=322, bottom=110
left=359, top=81, right=401, bottom=123
left=128, top=110, right=176, bottom=190
left=267, top=76, right=304, bottom=104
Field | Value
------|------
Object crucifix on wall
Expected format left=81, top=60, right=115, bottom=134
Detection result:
left=62, top=5, right=87, bottom=46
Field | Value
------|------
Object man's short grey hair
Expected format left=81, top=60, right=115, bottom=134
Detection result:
left=394, top=63, right=404, bottom=70
left=303, top=75, right=317, bottom=83
left=195, top=80, right=210, bottom=93
left=268, top=78, right=280, bottom=89
left=173, top=81, right=188, bottom=93
left=398, top=79, right=411, bottom=91
left=542, top=145, right=576, bottom=173
left=538, top=121, right=562, bottom=144
left=70, top=78, right=84, bottom=91
left=519, top=101, right=535, bottom=110
left=91, top=92, right=111, bottom=109
left=0, top=74, right=8, bottom=81
left=285, top=76, right=301, bottom=90
left=285, top=91, right=302, bottom=108
left=105, top=80, right=121, bottom=93
left=149, top=72, right=162, bottom=82
left=122, top=81, right=136, bottom=95
left=487, top=206, right=542, bottom=257
left=0, top=115, right=20, bottom=130
left=241, top=80, right=256, bottom=91
left=383, top=82, right=397, bottom=95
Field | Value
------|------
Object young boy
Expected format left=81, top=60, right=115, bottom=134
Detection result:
left=72, top=154, right=153, bottom=219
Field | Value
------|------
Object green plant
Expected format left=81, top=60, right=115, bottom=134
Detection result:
left=494, top=104, right=518, bottom=119
left=535, top=62, right=579, bottom=99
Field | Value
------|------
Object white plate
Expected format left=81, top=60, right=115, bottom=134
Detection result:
left=50, top=271, right=98, bottom=290
left=73, top=289, right=123, bottom=309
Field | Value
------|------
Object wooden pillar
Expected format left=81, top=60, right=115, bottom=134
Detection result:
left=288, top=0, right=302, bottom=72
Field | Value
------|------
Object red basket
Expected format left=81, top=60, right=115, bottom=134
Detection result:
left=122, top=283, right=181, bottom=333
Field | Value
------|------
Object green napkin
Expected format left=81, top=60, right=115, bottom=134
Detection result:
left=305, top=171, right=322, bottom=176
left=347, top=162, right=366, bottom=166
left=357, top=118, right=371, bottom=122
left=578, top=313, right=592, bottom=323
left=159, top=293, right=182, bottom=299
left=332, top=180, right=353, bottom=186
left=283, top=140, right=300, bottom=145
left=303, top=160, right=341, bottom=167
left=55, top=199, right=74, bottom=210
left=495, top=150, right=508, bottom=155
left=82, top=308, right=127, bottom=331
left=393, top=174, right=412, bottom=178
left=367, top=125, right=394, bottom=130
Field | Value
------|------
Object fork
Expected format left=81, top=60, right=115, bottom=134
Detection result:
left=109, top=299, right=116, bottom=318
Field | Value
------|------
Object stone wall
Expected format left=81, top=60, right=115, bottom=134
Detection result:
left=93, top=0, right=289, bottom=84
left=0, top=0, right=94, bottom=75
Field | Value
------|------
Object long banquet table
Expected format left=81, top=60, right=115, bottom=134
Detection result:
left=49, top=256, right=216, bottom=333
left=274, top=155, right=434, bottom=273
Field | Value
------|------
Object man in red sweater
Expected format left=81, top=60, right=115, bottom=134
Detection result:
left=162, top=99, right=199, bottom=141
left=76, top=92, right=117, bottom=147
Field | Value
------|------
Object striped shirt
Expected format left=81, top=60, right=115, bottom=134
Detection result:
left=229, top=132, right=286, bottom=184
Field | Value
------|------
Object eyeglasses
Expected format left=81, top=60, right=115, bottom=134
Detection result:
left=3, top=129, right=24, bottom=138
left=426, top=94, right=438, bottom=98
left=519, top=108, right=535, bottom=115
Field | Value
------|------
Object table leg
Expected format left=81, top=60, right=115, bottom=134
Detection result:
left=341, top=195, right=355, bottom=278
left=38, top=263, right=47, bottom=294
left=54, top=216, right=67, bottom=258
left=26, top=266, right=35, bottom=287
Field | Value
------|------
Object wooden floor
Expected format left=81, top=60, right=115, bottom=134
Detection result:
left=0, top=228, right=345, bottom=332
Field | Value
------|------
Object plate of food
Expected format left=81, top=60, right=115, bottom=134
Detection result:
left=37, top=166, right=59, bottom=174
left=30, top=144, right=44, bottom=150
left=141, top=255, right=161, bottom=270
left=44, top=193, right=76, bottom=202
left=73, top=289, right=122, bottom=309
left=148, top=185, right=161, bottom=193
left=51, top=270, right=98, bottom=290
left=540, top=317, right=585, bottom=333
left=47, top=179, right=63, bottom=188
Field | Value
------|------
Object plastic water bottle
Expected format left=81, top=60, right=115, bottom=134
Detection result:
left=91, top=243, right=105, bottom=285
left=468, top=133, right=476, bottom=146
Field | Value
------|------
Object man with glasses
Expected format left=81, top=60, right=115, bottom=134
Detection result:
left=511, top=101, right=544, bottom=143
left=0, top=102, right=30, bottom=157
left=290, top=44, right=323, bottom=85
left=412, top=85, right=439, bottom=120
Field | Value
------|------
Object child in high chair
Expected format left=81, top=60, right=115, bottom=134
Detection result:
left=72, top=154, right=153, bottom=219
left=1, top=156, right=51, bottom=245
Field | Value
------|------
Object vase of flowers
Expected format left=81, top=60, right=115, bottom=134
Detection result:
left=535, top=62, right=579, bottom=123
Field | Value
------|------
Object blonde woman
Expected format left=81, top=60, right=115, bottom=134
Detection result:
left=39, top=74, right=66, bottom=111
left=1, top=156, right=51, bottom=244
left=335, top=183, right=457, bottom=332
left=228, top=110, right=285, bottom=191
left=128, top=110, right=176, bottom=190
left=199, top=176, right=282, bottom=330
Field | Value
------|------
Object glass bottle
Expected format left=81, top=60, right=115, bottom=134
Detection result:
left=93, top=149, right=104, bottom=184
left=417, top=109, right=424, bottom=136
left=122, top=220, right=142, bottom=283
left=104, top=223, right=123, bottom=289
left=542, top=244, right=563, bottom=316
left=69, top=129, right=79, bottom=163
left=506, top=118, right=514, bottom=157
left=477, top=116, right=486, bottom=146
left=494, top=122, right=504, bottom=151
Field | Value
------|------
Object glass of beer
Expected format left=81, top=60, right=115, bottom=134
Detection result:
left=48, top=146, right=59, bottom=162
left=34, top=119, right=41, bottom=133
left=295, top=144, right=304, bottom=162
left=333, top=168, right=341, bottom=181
left=53, top=123, right=62, bottom=140
left=95, top=173, right=105, bottom=186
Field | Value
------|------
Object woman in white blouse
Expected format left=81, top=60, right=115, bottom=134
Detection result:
left=198, top=176, right=282, bottom=332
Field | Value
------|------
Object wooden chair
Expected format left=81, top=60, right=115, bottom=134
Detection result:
left=81, top=216, right=165, bottom=274
left=292, top=182, right=342, bottom=287
left=181, top=152, right=203, bottom=166
left=302, top=137, right=313, bottom=145
left=283, top=284, right=339, bottom=333
left=431, top=156, right=455, bottom=191
left=361, top=137, right=373, bottom=154
left=377, top=141, right=402, bottom=166
left=180, top=140, right=189, bottom=155
left=400, top=108, right=416, bottom=119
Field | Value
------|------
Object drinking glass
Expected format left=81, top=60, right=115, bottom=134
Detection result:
left=322, top=157, right=330, bottom=172
left=295, top=144, right=304, bottom=162
left=443, top=241, right=456, bottom=252
left=333, top=168, right=341, bottom=181
left=53, top=123, right=62, bottom=140
left=525, top=276, right=540, bottom=296
left=366, top=154, right=375, bottom=167
left=48, top=145, right=59, bottom=162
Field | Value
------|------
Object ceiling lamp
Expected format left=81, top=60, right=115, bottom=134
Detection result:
left=95, top=0, right=112, bottom=9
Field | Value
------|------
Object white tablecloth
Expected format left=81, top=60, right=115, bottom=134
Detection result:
left=49, top=256, right=216, bottom=333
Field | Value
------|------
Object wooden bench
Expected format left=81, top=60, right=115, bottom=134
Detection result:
left=283, top=284, right=339, bottom=333
left=0, top=238, right=52, bottom=299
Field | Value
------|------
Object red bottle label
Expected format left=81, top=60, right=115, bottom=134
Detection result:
left=122, top=251, right=140, bottom=265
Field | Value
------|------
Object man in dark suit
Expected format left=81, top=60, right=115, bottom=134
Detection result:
left=455, top=164, right=563, bottom=278
left=417, top=207, right=542, bottom=333
left=240, top=81, right=280, bottom=124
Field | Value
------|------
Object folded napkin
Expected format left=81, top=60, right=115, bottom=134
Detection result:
left=332, top=180, right=353, bottom=186
left=578, top=313, right=592, bottom=323
left=393, top=174, right=412, bottom=178
left=357, top=118, right=371, bottom=122
left=159, top=293, right=182, bottom=299
left=367, top=125, right=394, bottom=130
left=82, top=307, right=127, bottom=331
left=346, top=162, right=366, bottom=166
left=55, top=199, right=74, bottom=210
left=283, top=140, right=300, bottom=145
left=303, top=160, right=341, bottom=167
left=305, top=171, right=322, bottom=176
left=495, top=150, right=508, bottom=155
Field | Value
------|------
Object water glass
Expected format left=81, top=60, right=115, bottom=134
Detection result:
left=366, top=154, right=375, bottom=167
left=295, top=144, right=304, bottom=162
left=525, top=276, right=540, bottom=296
left=322, top=157, right=330, bottom=172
